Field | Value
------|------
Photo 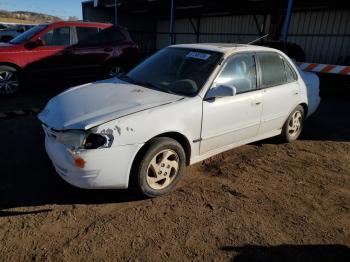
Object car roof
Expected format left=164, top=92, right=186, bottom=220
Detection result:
left=170, top=43, right=277, bottom=55
left=42, top=21, right=113, bottom=28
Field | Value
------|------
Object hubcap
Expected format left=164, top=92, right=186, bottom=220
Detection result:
left=288, top=111, right=302, bottom=137
left=0, top=70, right=19, bottom=95
left=108, top=66, right=124, bottom=78
left=146, top=149, right=179, bottom=190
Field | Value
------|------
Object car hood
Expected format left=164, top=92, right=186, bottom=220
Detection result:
left=38, top=78, right=183, bottom=130
left=0, top=42, right=13, bottom=48
left=0, top=42, right=22, bottom=51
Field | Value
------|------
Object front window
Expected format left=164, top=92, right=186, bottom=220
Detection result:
left=10, top=24, right=47, bottom=44
left=215, top=54, right=257, bottom=94
left=41, top=27, right=71, bottom=46
left=123, top=47, right=222, bottom=97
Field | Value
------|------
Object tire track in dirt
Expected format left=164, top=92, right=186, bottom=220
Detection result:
left=8, top=140, right=345, bottom=261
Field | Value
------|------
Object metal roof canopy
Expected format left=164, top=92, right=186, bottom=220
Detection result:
left=93, top=0, right=350, bottom=18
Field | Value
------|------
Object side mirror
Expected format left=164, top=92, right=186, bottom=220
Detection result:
left=25, top=39, right=45, bottom=49
left=205, top=84, right=237, bottom=101
left=35, top=39, right=45, bottom=47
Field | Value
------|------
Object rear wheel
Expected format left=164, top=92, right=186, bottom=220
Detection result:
left=133, top=137, right=186, bottom=198
left=0, top=66, right=20, bottom=95
left=281, top=105, right=305, bottom=142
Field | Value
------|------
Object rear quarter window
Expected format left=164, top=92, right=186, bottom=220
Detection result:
left=76, top=26, right=127, bottom=46
left=283, top=59, right=298, bottom=82
left=100, top=27, right=126, bottom=44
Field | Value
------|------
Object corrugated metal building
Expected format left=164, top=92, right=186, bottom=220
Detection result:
left=82, top=0, right=350, bottom=64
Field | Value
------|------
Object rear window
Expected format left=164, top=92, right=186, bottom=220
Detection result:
left=76, top=27, right=100, bottom=43
left=104, top=28, right=126, bottom=43
left=77, top=26, right=127, bottom=46
left=258, top=53, right=286, bottom=88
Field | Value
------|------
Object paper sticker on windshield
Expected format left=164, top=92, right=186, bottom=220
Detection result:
left=186, top=52, right=211, bottom=60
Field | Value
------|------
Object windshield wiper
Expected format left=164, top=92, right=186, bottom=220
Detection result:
left=119, top=75, right=134, bottom=83
left=122, top=76, right=178, bottom=95
left=142, top=82, right=179, bottom=95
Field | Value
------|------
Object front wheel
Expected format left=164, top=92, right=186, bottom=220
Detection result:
left=133, top=137, right=186, bottom=198
left=0, top=66, right=21, bottom=95
left=281, top=105, right=305, bottom=142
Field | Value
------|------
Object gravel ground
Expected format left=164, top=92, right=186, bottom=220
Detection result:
left=0, top=91, right=349, bottom=261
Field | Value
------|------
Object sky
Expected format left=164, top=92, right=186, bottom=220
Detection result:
left=0, top=0, right=84, bottom=19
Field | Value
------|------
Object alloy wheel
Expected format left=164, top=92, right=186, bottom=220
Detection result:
left=288, top=111, right=303, bottom=137
left=0, top=70, right=19, bottom=95
left=146, top=149, right=180, bottom=190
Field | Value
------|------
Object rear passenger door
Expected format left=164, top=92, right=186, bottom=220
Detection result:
left=67, top=26, right=117, bottom=76
left=257, top=52, right=300, bottom=135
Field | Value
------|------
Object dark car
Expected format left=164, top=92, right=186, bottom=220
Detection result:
left=0, top=24, right=35, bottom=43
left=0, top=21, right=140, bottom=95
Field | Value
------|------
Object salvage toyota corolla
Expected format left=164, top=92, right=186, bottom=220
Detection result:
left=38, top=43, right=320, bottom=197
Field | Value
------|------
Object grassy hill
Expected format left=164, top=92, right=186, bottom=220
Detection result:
left=0, top=10, right=61, bottom=24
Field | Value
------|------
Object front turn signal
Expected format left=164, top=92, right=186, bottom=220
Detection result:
left=74, top=157, right=86, bottom=168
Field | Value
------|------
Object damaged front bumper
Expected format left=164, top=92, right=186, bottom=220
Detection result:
left=44, top=129, right=143, bottom=189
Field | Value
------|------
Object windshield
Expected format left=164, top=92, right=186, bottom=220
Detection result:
left=10, top=24, right=47, bottom=44
left=124, top=47, right=222, bottom=97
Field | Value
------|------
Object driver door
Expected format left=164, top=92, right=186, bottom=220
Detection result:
left=26, top=26, right=73, bottom=77
left=200, top=53, right=263, bottom=154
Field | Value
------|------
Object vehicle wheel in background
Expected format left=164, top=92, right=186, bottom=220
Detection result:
left=0, top=66, right=21, bottom=95
left=281, top=105, right=305, bottom=142
left=132, top=137, right=186, bottom=198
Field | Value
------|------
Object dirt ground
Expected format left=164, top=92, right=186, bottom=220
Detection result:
left=0, top=89, right=349, bottom=261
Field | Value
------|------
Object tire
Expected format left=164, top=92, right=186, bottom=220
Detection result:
left=0, top=66, right=21, bottom=95
left=280, top=105, right=305, bottom=142
left=132, top=137, right=186, bottom=198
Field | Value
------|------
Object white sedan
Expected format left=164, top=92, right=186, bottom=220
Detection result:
left=38, top=43, right=320, bottom=197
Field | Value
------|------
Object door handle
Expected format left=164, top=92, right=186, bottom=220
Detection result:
left=62, top=50, right=73, bottom=55
left=251, top=100, right=262, bottom=106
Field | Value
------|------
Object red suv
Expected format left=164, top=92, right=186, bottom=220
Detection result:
left=0, top=21, right=139, bottom=95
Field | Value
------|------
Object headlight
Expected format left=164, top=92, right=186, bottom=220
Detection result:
left=57, top=131, right=87, bottom=149
left=84, top=133, right=110, bottom=149
left=57, top=131, right=114, bottom=149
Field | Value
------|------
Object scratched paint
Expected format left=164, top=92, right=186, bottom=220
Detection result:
left=114, top=125, right=122, bottom=135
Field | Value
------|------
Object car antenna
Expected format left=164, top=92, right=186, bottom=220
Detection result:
left=247, top=34, right=269, bottom=45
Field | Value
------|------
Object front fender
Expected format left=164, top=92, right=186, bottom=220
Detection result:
left=93, top=96, right=203, bottom=159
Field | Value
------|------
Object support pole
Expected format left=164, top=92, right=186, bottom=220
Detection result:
left=281, top=0, right=293, bottom=44
left=196, top=17, right=201, bottom=43
left=114, top=0, right=118, bottom=25
left=169, top=0, right=175, bottom=45
left=253, top=15, right=263, bottom=36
